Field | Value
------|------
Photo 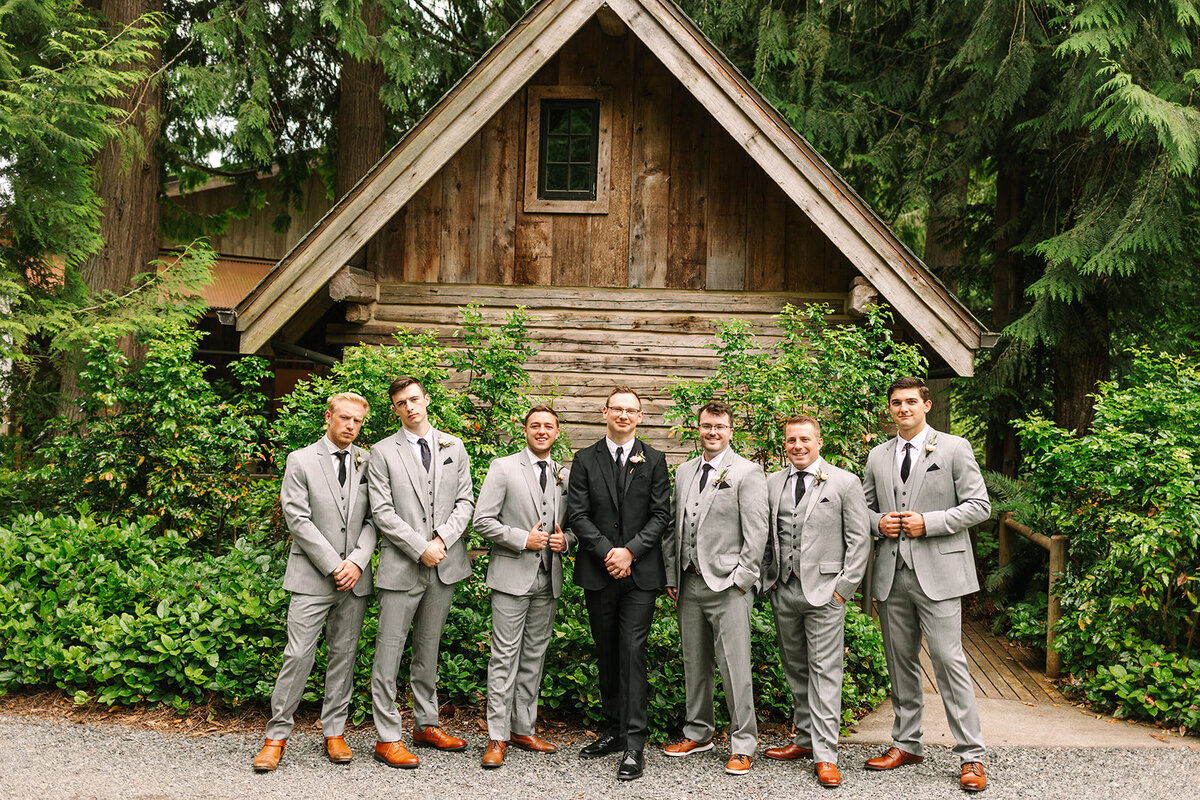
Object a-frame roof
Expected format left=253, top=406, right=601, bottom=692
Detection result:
left=234, top=0, right=993, bottom=375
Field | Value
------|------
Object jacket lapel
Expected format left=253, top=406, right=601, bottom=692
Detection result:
left=695, top=455, right=726, bottom=529
left=799, top=459, right=828, bottom=525
left=396, top=432, right=429, bottom=514
left=520, top=455, right=543, bottom=510
left=880, top=437, right=898, bottom=511
left=906, top=428, right=938, bottom=505
left=317, top=440, right=349, bottom=522
left=620, top=440, right=643, bottom=496
left=596, top=442, right=621, bottom=510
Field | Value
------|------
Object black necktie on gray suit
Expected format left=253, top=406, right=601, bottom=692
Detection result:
left=335, top=450, right=348, bottom=486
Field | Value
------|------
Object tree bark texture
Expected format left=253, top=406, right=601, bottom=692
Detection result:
left=334, top=2, right=387, bottom=199
left=1053, top=291, right=1109, bottom=434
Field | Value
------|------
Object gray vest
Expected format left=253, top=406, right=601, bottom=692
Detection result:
left=775, top=483, right=801, bottom=584
left=682, top=464, right=711, bottom=573
left=893, top=456, right=914, bottom=568
left=536, top=460, right=554, bottom=570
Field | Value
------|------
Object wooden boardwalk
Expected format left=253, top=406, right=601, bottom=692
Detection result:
left=918, top=616, right=1065, bottom=703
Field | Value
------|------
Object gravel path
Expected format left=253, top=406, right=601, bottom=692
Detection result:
left=2, top=715, right=1198, bottom=800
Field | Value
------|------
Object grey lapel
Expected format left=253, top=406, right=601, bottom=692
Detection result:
left=695, top=456, right=726, bottom=529
left=396, top=432, right=430, bottom=513
left=520, top=456, right=544, bottom=510
left=905, top=428, right=938, bottom=505
left=317, top=441, right=348, bottom=522
left=799, top=460, right=829, bottom=525
left=880, top=437, right=898, bottom=510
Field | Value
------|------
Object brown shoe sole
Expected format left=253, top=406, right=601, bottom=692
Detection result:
left=508, top=739, right=556, bottom=753
left=412, top=739, right=467, bottom=752
left=373, top=752, right=420, bottom=769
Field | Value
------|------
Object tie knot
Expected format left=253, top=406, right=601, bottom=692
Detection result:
left=334, top=450, right=347, bottom=462
left=538, top=460, right=547, bottom=469
left=701, top=462, right=712, bottom=474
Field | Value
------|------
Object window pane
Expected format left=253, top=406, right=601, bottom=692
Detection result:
left=568, top=166, right=591, bottom=192
left=547, top=108, right=569, bottom=135
left=545, top=164, right=569, bottom=191
left=546, top=136, right=569, bottom=163
left=569, top=107, right=593, bottom=134
left=569, top=137, right=593, bottom=163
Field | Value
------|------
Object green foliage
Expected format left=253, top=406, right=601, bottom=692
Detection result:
left=8, top=322, right=272, bottom=549
left=665, top=303, right=926, bottom=471
left=1007, top=350, right=1200, bottom=729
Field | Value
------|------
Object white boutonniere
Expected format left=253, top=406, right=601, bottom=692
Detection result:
left=554, top=465, right=567, bottom=486
left=815, top=469, right=828, bottom=483
left=438, top=436, right=454, bottom=449
left=355, top=449, right=368, bottom=467
left=628, top=452, right=646, bottom=464
left=925, top=432, right=938, bottom=456
left=712, top=467, right=730, bottom=488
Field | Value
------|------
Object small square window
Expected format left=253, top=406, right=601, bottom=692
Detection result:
left=538, top=99, right=599, bottom=201
left=524, top=86, right=612, bottom=215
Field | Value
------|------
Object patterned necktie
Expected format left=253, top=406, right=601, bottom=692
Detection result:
left=900, top=442, right=913, bottom=483
left=794, top=470, right=805, bottom=505
left=419, top=437, right=432, bottom=471
left=699, top=462, right=713, bottom=494
left=538, top=460, right=548, bottom=492
left=335, top=450, right=348, bottom=486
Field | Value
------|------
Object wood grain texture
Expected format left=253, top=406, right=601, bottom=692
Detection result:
left=705, top=125, right=747, bottom=290
left=666, top=87, right=707, bottom=290
left=474, top=97, right=519, bottom=285
left=627, top=43, right=672, bottom=288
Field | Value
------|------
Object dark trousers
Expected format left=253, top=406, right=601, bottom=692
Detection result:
left=584, top=578, right=656, bottom=751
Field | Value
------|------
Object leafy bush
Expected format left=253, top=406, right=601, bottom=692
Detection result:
left=1008, top=350, right=1200, bottom=730
left=665, top=303, right=926, bottom=471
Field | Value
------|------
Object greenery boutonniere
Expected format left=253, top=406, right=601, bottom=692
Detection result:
left=438, top=436, right=454, bottom=449
left=554, top=465, right=567, bottom=486
left=355, top=449, right=368, bottom=467
left=713, top=466, right=730, bottom=488
left=925, top=432, right=938, bottom=456
left=815, top=468, right=828, bottom=483
left=628, top=452, right=645, bottom=464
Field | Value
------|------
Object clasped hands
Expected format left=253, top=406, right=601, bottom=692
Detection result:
left=525, top=521, right=568, bottom=553
left=604, top=546, right=633, bottom=579
left=878, top=511, right=926, bottom=538
left=332, top=559, right=362, bottom=591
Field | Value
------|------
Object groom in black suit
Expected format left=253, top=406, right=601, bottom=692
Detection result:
left=567, top=386, right=671, bottom=781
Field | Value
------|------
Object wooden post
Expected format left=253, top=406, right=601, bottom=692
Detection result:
left=997, top=511, right=1013, bottom=569
left=1046, top=534, right=1068, bottom=679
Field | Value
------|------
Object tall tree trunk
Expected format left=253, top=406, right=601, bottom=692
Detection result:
left=1053, top=290, right=1109, bottom=433
left=335, top=2, right=386, bottom=198
left=985, top=159, right=1026, bottom=477
left=61, top=0, right=162, bottom=414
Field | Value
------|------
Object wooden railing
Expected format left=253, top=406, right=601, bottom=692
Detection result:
left=996, top=511, right=1068, bottom=678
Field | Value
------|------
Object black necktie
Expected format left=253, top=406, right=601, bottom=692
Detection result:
left=699, top=462, right=713, bottom=494
left=614, top=446, right=623, bottom=471
left=335, top=450, right=348, bottom=486
left=538, top=460, right=548, bottom=492
left=900, top=442, right=913, bottom=483
left=794, top=470, right=805, bottom=505
left=419, top=438, right=431, bottom=471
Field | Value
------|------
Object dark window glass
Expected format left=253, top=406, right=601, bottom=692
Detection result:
left=538, top=99, right=599, bottom=201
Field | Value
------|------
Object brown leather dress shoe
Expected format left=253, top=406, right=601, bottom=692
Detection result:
left=725, top=754, right=753, bottom=775
left=663, top=737, right=714, bottom=757
left=253, top=738, right=286, bottom=771
left=864, top=746, right=924, bottom=770
left=815, top=762, right=842, bottom=788
left=482, top=740, right=506, bottom=769
left=374, top=740, right=420, bottom=769
left=325, top=735, right=352, bottom=763
left=412, top=726, right=467, bottom=751
left=960, top=762, right=987, bottom=792
left=764, top=743, right=815, bottom=760
left=509, top=733, right=556, bottom=753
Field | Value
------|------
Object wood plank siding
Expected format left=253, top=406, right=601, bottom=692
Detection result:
left=328, top=284, right=848, bottom=459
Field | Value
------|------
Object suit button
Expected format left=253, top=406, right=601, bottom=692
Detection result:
left=340, top=527, right=346, bottom=533
left=422, top=516, right=427, bottom=522
left=340, top=552, right=345, bottom=558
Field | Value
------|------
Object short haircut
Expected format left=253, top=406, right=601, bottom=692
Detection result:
left=605, top=385, right=642, bottom=408
left=887, top=376, right=930, bottom=402
left=327, top=392, right=370, bottom=414
left=388, top=375, right=428, bottom=401
left=697, top=400, right=734, bottom=424
left=782, top=415, right=821, bottom=436
left=523, top=404, right=560, bottom=425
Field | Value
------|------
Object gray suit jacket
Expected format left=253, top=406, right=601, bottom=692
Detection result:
left=863, top=427, right=990, bottom=602
left=761, top=458, right=870, bottom=605
left=664, top=450, right=768, bottom=593
left=473, top=452, right=574, bottom=598
left=280, top=436, right=375, bottom=597
left=367, top=427, right=474, bottom=590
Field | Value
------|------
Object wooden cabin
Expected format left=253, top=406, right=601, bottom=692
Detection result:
left=227, top=0, right=993, bottom=453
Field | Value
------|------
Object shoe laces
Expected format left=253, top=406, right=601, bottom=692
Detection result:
left=963, top=762, right=984, bottom=776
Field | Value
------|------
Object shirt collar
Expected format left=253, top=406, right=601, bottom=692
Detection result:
left=404, top=427, right=432, bottom=447
left=899, top=424, right=931, bottom=453
left=789, top=457, right=820, bottom=480
left=605, top=436, right=635, bottom=460
left=699, top=447, right=729, bottom=475
left=525, top=448, right=552, bottom=469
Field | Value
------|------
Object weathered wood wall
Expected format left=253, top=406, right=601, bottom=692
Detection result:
left=168, top=173, right=332, bottom=261
left=328, top=284, right=849, bottom=458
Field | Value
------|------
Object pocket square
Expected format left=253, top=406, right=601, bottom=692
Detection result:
left=927, top=463, right=941, bottom=472
left=443, top=457, right=453, bottom=465
left=820, top=497, right=830, bottom=503
left=717, top=482, right=731, bottom=490
left=359, top=475, right=368, bottom=485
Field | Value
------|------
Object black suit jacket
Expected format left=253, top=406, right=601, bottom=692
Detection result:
left=567, top=437, right=670, bottom=591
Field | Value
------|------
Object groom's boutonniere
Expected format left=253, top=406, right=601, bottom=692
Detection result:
left=815, top=469, right=828, bottom=483
left=925, top=432, right=939, bottom=456
left=713, top=467, right=731, bottom=488
left=628, top=451, right=646, bottom=465
left=438, top=436, right=454, bottom=449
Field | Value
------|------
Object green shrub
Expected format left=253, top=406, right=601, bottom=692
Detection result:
left=1009, top=349, right=1200, bottom=730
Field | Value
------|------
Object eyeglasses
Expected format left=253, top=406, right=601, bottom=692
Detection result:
left=698, top=424, right=731, bottom=433
left=606, top=406, right=641, bottom=416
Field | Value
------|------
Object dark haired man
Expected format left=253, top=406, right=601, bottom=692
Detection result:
left=662, top=401, right=767, bottom=776
left=862, top=377, right=991, bottom=792
left=567, top=387, right=671, bottom=781
left=368, top=376, right=474, bottom=768
left=761, top=416, right=870, bottom=788
left=474, top=405, right=573, bottom=768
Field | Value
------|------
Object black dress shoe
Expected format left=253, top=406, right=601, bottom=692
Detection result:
left=617, top=750, right=644, bottom=781
left=579, top=732, right=623, bottom=759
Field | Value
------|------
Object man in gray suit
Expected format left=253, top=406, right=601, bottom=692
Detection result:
left=862, top=376, right=991, bottom=792
left=662, top=400, right=768, bottom=776
left=474, top=404, right=573, bottom=768
left=368, top=376, right=474, bottom=768
left=253, top=392, right=376, bottom=771
left=761, top=416, right=870, bottom=788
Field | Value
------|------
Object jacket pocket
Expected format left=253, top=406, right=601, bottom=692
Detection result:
left=937, top=538, right=967, bottom=554
left=819, top=560, right=843, bottom=574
